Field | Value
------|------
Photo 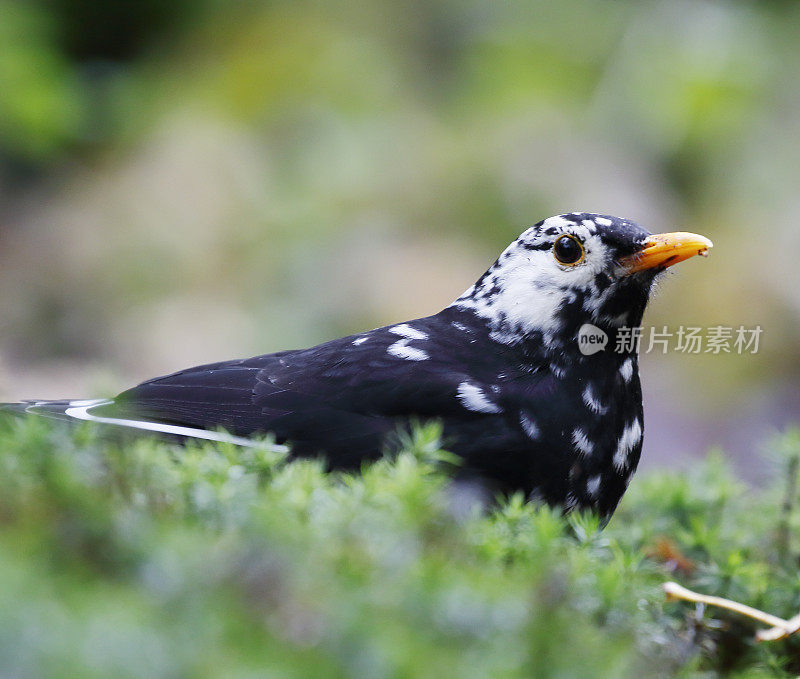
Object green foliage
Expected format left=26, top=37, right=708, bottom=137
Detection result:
left=0, top=0, right=84, bottom=162
left=0, top=417, right=798, bottom=677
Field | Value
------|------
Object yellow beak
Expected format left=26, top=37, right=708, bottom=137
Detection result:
left=620, top=232, right=713, bottom=274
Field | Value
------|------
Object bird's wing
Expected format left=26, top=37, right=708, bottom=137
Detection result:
left=100, top=316, right=516, bottom=461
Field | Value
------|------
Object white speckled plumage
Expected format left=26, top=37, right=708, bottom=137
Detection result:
left=572, top=428, right=595, bottom=457
left=582, top=383, right=608, bottom=415
left=613, top=419, right=643, bottom=471
left=457, top=382, right=502, bottom=414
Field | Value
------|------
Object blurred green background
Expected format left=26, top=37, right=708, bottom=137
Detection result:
left=1, top=0, right=798, bottom=477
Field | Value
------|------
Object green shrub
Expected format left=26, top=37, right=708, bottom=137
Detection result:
left=0, top=416, right=798, bottom=678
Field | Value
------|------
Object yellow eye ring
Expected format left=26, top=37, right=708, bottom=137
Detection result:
left=553, top=235, right=585, bottom=266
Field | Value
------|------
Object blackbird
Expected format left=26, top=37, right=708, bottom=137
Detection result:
left=3, top=213, right=712, bottom=518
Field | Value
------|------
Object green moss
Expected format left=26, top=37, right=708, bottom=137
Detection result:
left=0, top=415, right=798, bottom=677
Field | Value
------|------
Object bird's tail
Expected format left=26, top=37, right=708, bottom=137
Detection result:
left=0, top=398, right=281, bottom=449
left=0, top=401, right=29, bottom=416
left=1, top=399, right=83, bottom=421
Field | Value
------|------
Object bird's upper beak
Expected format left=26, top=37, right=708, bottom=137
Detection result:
left=619, top=232, right=713, bottom=274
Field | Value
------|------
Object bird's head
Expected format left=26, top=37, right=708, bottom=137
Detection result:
left=454, top=213, right=712, bottom=347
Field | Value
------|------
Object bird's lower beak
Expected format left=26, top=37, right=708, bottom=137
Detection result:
left=620, top=232, right=713, bottom=274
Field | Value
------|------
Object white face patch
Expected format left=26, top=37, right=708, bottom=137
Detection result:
left=582, top=384, right=608, bottom=415
left=457, top=382, right=503, bottom=414
left=571, top=428, right=594, bottom=457
left=619, top=358, right=635, bottom=383
left=612, top=419, right=643, bottom=471
left=450, top=215, right=620, bottom=345
left=519, top=412, right=540, bottom=440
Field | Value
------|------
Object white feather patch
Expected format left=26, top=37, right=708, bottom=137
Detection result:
left=386, top=341, right=429, bottom=361
left=564, top=491, right=579, bottom=511
left=62, top=399, right=287, bottom=451
left=386, top=325, right=429, bottom=361
left=612, top=419, right=643, bottom=471
left=582, top=384, right=608, bottom=415
left=619, top=358, right=634, bottom=383
left=451, top=220, right=610, bottom=345
left=519, top=412, right=540, bottom=440
left=457, top=382, right=502, bottom=414
left=389, top=324, right=428, bottom=340
left=571, top=428, right=594, bottom=457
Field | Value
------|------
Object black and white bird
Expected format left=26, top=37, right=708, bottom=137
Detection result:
left=2, top=213, right=712, bottom=519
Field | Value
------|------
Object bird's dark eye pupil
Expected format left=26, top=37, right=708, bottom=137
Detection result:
left=553, top=235, right=584, bottom=265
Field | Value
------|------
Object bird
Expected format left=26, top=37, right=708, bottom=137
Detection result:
left=1, top=213, right=712, bottom=519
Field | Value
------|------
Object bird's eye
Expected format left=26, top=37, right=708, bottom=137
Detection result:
left=553, top=235, right=585, bottom=266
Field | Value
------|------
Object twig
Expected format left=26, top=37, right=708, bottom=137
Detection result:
left=777, top=452, right=799, bottom=562
left=663, top=581, right=800, bottom=642
left=756, top=612, right=800, bottom=642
